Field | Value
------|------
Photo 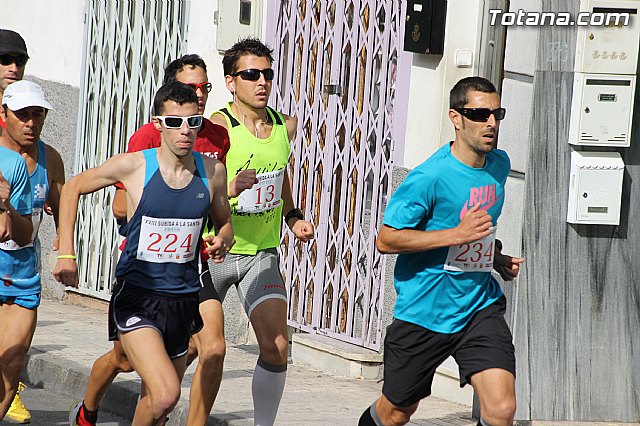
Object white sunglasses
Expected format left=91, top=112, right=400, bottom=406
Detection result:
left=155, top=114, right=203, bottom=129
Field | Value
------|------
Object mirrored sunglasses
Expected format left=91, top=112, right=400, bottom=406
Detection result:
left=230, top=68, right=274, bottom=81
left=186, top=82, right=212, bottom=93
left=454, top=107, right=506, bottom=122
left=0, top=54, right=28, bottom=67
left=156, top=114, right=203, bottom=129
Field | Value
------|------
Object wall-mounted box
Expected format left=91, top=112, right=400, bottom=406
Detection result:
left=215, top=0, right=264, bottom=52
left=568, top=73, right=635, bottom=147
left=404, top=0, right=447, bottom=54
left=574, top=0, right=640, bottom=74
left=567, top=151, right=624, bottom=225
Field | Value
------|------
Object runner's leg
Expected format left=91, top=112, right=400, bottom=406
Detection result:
left=120, top=328, right=184, bottom=425
left=83, top=340, right=133, bottom=411
left=469, top=368, right=516, bottom=426
left=187, top=299, right=226, bottom=425
left=250, top=298, right=288, bottom=426
left=0, top=303, right=37, bottom=419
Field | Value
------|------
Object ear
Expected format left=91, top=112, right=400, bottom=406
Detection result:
left=225, top=75, right=235, bottom=93
left=152, top=116, right=162, bottom=132
left=449, top=109, right=462, bottom=131
left=0, top=106, right=6, bottom=122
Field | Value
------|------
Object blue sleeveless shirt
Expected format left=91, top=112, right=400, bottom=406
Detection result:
left=115, top=149, right=210, bottom=294
left=0, top=140, right=48, bottom=295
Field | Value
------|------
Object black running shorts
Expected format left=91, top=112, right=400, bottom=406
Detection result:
left=382, top=296, right=515, bottom=407
left=109, top=280, right=203, bottom=359
left=198, top=260, right=221, bottom=303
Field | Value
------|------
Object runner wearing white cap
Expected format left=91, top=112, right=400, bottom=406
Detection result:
left=0, top=29, right=37, bottom=424
left=0, top=79, right=65, bottom=422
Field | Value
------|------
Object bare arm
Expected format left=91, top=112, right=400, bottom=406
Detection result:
left=209, top=112, right=228, bottom=128
left=44, top=145, right=66, bottom=229
left=203, top=161, right=235, bottom=262
left=0, top=207, right=32, bottom=246
left=0, top=170, right=33, bottom=246
left=0, top=207, right=11, bottom=242
left=280, top=116, right=314, bottom=242
left=280, top=169, right=296, bottom=221
left=53, top=153, right=138, bottom=286
left=281, top=115, right=299, bottom=216
left=376, top=204, right=493, bottom=254
left=112, top=189, right=127, bottom=221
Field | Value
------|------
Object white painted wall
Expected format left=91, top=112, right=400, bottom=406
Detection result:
left=186, top=0, right=228, bottom=118
left=0, top=0, right=272, bottom=108
left=0, top=0, right=85, bottom=87
left=499, top=78, right=533, bottom=173
left=503, top=0, right=541, bottom=75
left=499, top=0, right=542, bottom=174
left=188, top=0, right=269, bottom=119
left=402, top=0, right=486, bottom=169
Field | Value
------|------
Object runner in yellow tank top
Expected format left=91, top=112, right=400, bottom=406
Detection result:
left=215, top=101, right=291, bottom=254
left=187, top=38, right=314, bottom=426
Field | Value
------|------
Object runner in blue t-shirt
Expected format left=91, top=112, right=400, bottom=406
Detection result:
left=360, top=77, right=524, bottom=426
left=0, top=79, right=63, bottom=423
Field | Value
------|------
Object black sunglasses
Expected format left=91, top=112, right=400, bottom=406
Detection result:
left=454, top=107, right=506, bottom=122
left=230, top=68, right=274, bottom=81
left=0, top=54, right=28, bottom=67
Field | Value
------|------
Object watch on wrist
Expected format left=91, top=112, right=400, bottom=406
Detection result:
left=284, top=208, right=304, bottom=226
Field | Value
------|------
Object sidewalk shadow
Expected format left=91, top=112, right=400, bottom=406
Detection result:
left=35, top=320, right=65, bottom=327
left=409, top=411, right=475, bottom=425
left=27, top=344, right=67, bottom=353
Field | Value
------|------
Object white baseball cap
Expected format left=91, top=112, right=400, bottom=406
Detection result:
left=2, top=80, right=53, bottom=111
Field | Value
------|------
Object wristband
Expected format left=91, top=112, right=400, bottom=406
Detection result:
left=284, top=208, right=304, bottom=226
left=57, top=254, right=77, bottom=260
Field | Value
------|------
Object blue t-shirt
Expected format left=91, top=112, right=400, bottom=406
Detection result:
left=383, top=143, right=510, bottom=333
left=0, top=146, right=36, bottom=294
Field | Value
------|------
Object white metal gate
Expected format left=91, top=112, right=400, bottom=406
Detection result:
left=272, top=0, right=400, bottom=350
left=74, top=0, right=189, bottom=299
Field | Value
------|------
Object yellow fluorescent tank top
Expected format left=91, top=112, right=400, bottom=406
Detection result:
left=214, top=103, right=291, bottom=255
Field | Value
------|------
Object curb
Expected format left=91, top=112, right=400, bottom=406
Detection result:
left=22, top=348, right=198, bottom=424
left=22, top=348, right=256, bottom=425
left=23, top=348, right=138, bottom=420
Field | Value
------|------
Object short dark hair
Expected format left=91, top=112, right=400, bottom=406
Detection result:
left=449, top=77, right=498, bottom=109
left=163, top=54, right=207, bottom=85
left=222, top=37, right=274, bottom=76
left=153, top=81, right=198, bottom=115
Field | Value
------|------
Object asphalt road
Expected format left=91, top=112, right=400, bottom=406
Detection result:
left=3, top=385, right=130, bottom=425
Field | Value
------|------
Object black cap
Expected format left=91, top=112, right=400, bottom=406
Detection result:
left=0, top=30, right=29, bottom=57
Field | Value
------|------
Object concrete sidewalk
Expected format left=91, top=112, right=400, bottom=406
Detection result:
left=22, top=298, right=472, bottom=425
left=22, top=298, right=637, bottom=425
